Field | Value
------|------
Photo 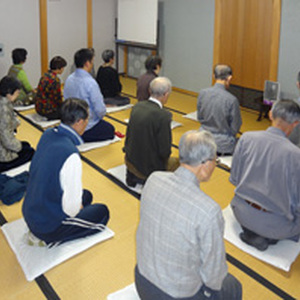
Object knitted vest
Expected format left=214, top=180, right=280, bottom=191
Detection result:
left=22, top=125, right=81, bottom=234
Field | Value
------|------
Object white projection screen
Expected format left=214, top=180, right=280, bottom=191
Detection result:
left=117, top=0, right=158, bottom=46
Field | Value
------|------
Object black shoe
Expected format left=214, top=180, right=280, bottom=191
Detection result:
left=267, top=238, right=278, bottom=245
left=126, top=170, right=145, bottom=187
left=239, top=232, right=269, bottom=251
left=126, top=175, right=137, bottom=187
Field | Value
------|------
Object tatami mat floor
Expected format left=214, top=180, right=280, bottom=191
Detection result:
left=0, top=76, right=298, bottom=299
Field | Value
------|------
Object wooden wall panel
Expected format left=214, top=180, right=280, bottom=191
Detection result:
left=214, top=0, right=281, bottom=91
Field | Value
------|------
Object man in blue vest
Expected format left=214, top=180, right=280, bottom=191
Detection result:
left=22, top=98, right=110, bottom=246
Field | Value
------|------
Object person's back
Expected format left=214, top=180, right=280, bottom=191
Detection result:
left=23, top=98, right=110, bottom=246
left=8, top=48, right=35, bottom=106
left=197, top=65, right=242, bottom=154
left=137, top=169, right=226, bottom=297
left=125, top=100, right=171, bottom=177
left=23, top=127, right=76, bottom=234
left=64, top=48, right=114, bottom=142
left=136, top=55, right=162, bottom=101
left=97, top=66, right=120, bottom=98
left=96, top=49, right=130, bottom=106
left=230, top=99, right=300, bottom=250
left=35, top=56, right=67, bottom=120
left=135, top=130, right=242, bottom=300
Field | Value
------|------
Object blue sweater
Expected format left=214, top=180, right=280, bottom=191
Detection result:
left=22, top=124, right=83, bottom=234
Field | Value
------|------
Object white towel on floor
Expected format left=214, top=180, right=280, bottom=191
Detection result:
left=77, top=136, right=121, bottom=153
left=107, top=283, right=140, bottom=300
left=182, top=111, right=198, bottom=121
left=14, top=104, right=35, bottom=112
left=2, top=162, right=31, bottom=176
left=218, top=156, right=232, bottom=169
left=2, top=218, right=114, bottom=281
left=106, top=104, right=133, bottom=114
left=223, top=205, right=300, bottom=272
left=107, top=164, right=143, bottom=194
left=24, top=113, right=60, bottom=128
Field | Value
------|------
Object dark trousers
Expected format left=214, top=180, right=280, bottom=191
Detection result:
left=35, top=190, right=110, bottom=246
left=82, top=119, right=115, bottom=143
left=104, top=95, right=130, bottom=106
left=135, top=266, right=242, bottom=300
left=40, top=110, right=61, bottom=120
left=0, top=141, right=35, bottom=173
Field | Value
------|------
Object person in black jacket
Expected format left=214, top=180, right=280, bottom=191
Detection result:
left=96, top=49, right=130, bottom=106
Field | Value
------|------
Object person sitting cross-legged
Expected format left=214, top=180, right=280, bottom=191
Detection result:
left=96, top=49, right=130, bottom=107
left=22, top=98, right=110, bottom=246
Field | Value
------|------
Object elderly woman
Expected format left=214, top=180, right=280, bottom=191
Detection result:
left=0, top=76, right=35, bottom=172
left=96, top=49, right=130, bottom=106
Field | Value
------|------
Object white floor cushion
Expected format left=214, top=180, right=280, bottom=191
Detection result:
left=107, top=164, right=143, bottom=194
left=223, top=205, right=300, bottom=272
left=77, top=136, right=121, bottom=153
left=24, top=113, right=60, bottom=128
left=2, top=218, right=114, bottom=281
left=182, top=111, right=198, bottom=121
left=106, top=104, right=133, bottom=114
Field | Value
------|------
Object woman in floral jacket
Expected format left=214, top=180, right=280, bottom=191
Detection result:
left=0, top=76, right=35, bottom=172
left=35, top=56, right=67, bottom=120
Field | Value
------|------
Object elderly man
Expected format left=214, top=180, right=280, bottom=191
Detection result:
left=124, top=77, right=178, bottom=187
left=136, top=130, right=242, bottom=300
left=197, top=64, right=242, bottom=155
left=230, top=99, right=300, bottom=251
left=64, top=48, right=115, bottom=142
left=23, top=98, right=110, bottom=246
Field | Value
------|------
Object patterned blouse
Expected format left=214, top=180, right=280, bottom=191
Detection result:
left=35, top=70, right=63, bottom=115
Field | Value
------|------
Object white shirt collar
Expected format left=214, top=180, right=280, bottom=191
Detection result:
left=149, top=97, right=163, bottom=109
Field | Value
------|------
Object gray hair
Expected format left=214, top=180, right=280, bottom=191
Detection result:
left=149, top=77, right=172, bottom=98
left=214, top=64, right=232, bottom=80
left=102, top=49, right=114, bottom=63
left=60, top=98, right=89, bottom=126
left=271, top=99, right=300, bottom=124
left=179, top=130, right=217, bottom=166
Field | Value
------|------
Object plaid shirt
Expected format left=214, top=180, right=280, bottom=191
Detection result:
left=136, top=166, right=228, bottom=298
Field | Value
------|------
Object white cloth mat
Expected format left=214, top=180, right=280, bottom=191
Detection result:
left=171, top=120, right=182, bottom=129
left=223, top=205, right=300, bottom=272
left=182, top=111, right=198, bottom=121
left=218, top=156, right=232, bottom=169
left=2, top=218, right=114, bottom=281
left=107, top=283, right=140, bottom=300
left=24, top=113, right=60, bottom=128
left=124, top=119, right=182, bottom=130
left=77, top=136, right=121, bottom=153
left=14, top=104, right=35, bottom=112
left=107, top=164, right=143, bottom=194
left=106, top=104, right=133, bottom=114
left=2, top=162, right=31, bottom=176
